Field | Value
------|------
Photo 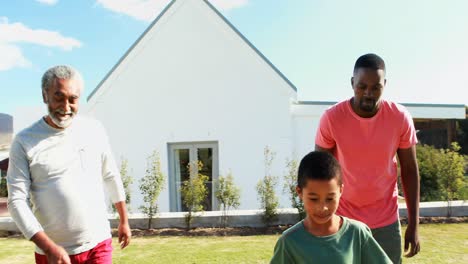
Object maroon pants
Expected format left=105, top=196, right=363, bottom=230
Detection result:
left=35, top=238, right=113, bottom=264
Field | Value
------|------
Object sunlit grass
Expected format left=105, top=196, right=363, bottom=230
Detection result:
left=0, top=223, right=466, bottom=263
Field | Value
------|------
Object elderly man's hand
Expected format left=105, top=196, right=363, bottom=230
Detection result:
left=44, top=244, right=71, bottom=264
left=118, top=221, right=131, bottom=249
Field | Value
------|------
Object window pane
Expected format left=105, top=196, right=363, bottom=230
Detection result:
left=175, top=149, right=190, bottom=182
left=198, top=148, right=213, bottom=211
left=175, top=149, right=190, bottom=211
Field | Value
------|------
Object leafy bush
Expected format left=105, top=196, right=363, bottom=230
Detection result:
left=0, top=170, right=7, bottom=197
left=417, top=143, right=467, bottom=215
left=181, top=161, right=209, bottom=230
left=437, top=143, right=466, bottom=216
left=256, top=146, right=279, bottom=226
left=417, top=144, right=443, bottom=201
left=139, top=150, right=166, bottom=229
left=283, top=158, right=304, bottom=221
left=215, top=172, right=241, bottom=228
left=112, top=157, right=133, bottom=215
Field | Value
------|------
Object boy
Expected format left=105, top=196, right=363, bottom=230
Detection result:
left=271, top=151, right=392, bottom=263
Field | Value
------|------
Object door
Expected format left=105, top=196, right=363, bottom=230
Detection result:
left=168, top=142, right=218, bottom=212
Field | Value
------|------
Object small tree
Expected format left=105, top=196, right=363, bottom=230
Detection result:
left=437, top=142, right=466, bottom=216
left=283, top=158, right=304, bottom=221
left=256, top=146, right=279, bottom=226
left=0, top=171, right=7, bottom=197
left=139, top=150, right=166, bottom=229
left=181, top=160, right=209, bottom=230
left=215, top=171, right=241, bottom=228
left=112, top=157, right=133, bottom=215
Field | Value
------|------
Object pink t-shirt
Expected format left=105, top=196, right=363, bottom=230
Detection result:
left=315, top=99, right=417, bottom=228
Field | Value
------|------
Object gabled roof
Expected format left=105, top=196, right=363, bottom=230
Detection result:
left=87, top=0, right=296, bottom=102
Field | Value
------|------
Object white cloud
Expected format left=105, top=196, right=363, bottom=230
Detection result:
left=209, top=0, right=249, bottom=11
left=0, top=21, right=82, bottom=50
left=35, top=0, right=59, bottom=5
left=0, top=44, right=32, bottom=71
left=96, top=0, right=248, bottom=22
left=0, top=17, right=82, bottom=71
left=96, top=0, right=170, bottom=22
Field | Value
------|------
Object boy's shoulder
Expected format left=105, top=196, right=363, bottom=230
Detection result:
left=279, top=221, right=307, bottom=242
left=282, top=220, right=305, bottom=235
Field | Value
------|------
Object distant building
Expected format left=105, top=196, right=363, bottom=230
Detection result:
left=0, top=113, right=13, bottom=179
left=0, top=113, right=13, bottom=150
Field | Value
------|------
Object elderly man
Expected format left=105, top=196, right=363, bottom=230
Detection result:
left=7, top=65, right=131, bottom=264
left=315, top=54, right=420, bottom=263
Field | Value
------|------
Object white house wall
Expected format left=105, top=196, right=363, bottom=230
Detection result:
left=291, top=101, right=466, bottom=161
left=87, top=0, right=297, bottom=212
left=404, top=104, right=466, bottom=119
left=291, top=103, right=332, bottom=160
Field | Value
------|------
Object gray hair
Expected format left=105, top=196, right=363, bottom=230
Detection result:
left=41, top=65, right=84, bottom=92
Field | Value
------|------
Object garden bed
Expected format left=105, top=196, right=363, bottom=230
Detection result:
left=115, top=216, right=468, bottom=237
left=1, top=216, right=467, bottom=238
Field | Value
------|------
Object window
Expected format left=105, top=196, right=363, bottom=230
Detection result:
left=168, top=142, right=219, bottom=212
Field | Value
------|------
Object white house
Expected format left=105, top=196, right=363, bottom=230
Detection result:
left=86, top=0, right=466, bottom=213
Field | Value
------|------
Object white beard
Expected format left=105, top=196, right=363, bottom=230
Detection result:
left=47, top=108, right=75, bottom=128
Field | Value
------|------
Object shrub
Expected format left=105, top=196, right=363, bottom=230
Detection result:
left=181, top=160, right=209, bottom=230
left=417, top=144, right=443, bottom=201
left=256, top=146, right=279, bottom=226
left=215, top=172, right=241, bottom=228
left=283, top=158, right=304, bottom=221
left=139, top=150, right=166, bottom=229
left=437, top=143, right=466, bottom=216
left=0, top=171, right=7, bottom=197
left=416, top=143, right=467, bottom=215
left=112, top=157, right=133, bottom=215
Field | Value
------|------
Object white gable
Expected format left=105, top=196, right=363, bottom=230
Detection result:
left=87, top=0, right=296, bottom=106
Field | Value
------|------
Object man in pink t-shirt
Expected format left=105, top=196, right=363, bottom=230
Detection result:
left=315, top=53, right=420, bottom=264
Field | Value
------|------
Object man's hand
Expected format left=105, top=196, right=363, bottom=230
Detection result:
left=44, top=244, right=71, bottom=264
left=398, top=146, right=421, bottom=258
left=404, top=224, right=420, bottom=257
left=118, top=221, right=131, bottom=249
left=115, top=201, right=131, bottom=249
left=31, top=231, right=71, bottom=264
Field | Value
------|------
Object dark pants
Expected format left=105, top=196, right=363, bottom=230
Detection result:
left=371, top=220, right=402, bottom=264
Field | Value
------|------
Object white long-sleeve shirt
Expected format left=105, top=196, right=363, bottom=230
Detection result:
left=7, top=116, right=125, bottom=254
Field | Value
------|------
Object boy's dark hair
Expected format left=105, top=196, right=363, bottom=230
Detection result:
left=297, top=151, right=342, bottom=188
left=353, top=53, right=386, bottom=74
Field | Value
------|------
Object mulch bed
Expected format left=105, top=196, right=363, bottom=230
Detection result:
left=115, top=216, right=468, bottom=237
left=1, top=217, right=467, bottom=238
left=113, top=225, right=290, bottom=237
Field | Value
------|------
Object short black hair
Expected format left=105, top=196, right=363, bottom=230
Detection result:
left=297, top=151, right=342, bottom=188
left=353, top=53, right=386, bottom=74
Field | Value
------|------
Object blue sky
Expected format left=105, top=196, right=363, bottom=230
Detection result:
left=1, top=0, right=468, bottom=116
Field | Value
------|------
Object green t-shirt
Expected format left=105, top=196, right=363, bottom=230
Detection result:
left=271, top=217, right=392, bottom=264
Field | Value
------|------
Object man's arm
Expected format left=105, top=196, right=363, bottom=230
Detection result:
left=114, top=201, right=131, bottom=249
left=97, top=121, right=131, bottom=248
left=7, top=138, right=71, bottom=262
left=397, top=145, right=421, bottom=257
left=31, top=232, right=71, bottom=263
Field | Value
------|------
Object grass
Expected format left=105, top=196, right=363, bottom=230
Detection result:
left=0, top=223, right=466, bottom=263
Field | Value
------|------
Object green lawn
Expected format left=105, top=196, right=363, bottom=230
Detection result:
left=0, top=223, right=466, bottom=263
